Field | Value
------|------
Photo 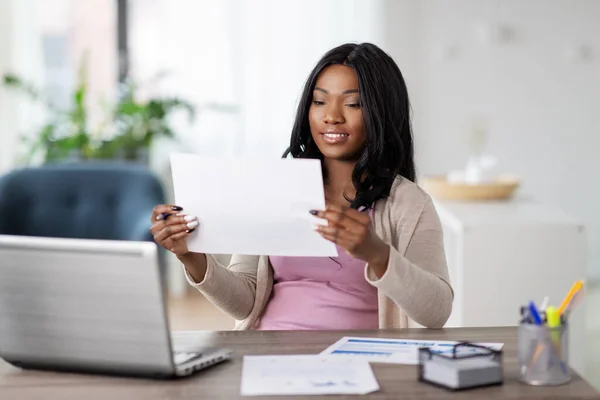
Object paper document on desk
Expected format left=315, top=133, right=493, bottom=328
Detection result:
left=320, top=337, right=504, bottom=365
left=240, top=355, right=379, bottom=396
left=170, top=153, right=337, bottom=256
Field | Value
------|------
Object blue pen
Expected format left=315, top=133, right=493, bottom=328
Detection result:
left=528, top=301, right=543, bottom=325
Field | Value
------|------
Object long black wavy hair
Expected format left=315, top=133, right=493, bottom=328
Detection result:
left=283, top=43, right=416, bottom=210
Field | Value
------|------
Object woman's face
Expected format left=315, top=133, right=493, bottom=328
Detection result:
left=309, top=64, right=366, bottom=162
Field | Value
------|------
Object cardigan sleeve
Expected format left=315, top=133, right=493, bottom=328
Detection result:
left=365, top=198, right=454, bottom=328
left=183, top=254, right=260, bottom=320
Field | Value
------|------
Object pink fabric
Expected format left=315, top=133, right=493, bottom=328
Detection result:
left=255, top=210, right=379, bottom=330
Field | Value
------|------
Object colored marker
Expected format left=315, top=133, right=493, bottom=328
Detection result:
left=558, top=280, right=584, bottom=315
left=528, top=301, right=542, bottom=325
left=563, top=289, right=584, bottom=320
left=546, top=306, right=561, bottom=343
left=547, top=305, right=568, bottom=374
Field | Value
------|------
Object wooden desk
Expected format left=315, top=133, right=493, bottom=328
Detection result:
left=1, top=327, right=598, bottom=399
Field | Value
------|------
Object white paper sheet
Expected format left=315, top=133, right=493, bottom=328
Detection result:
left=240, top=355, right=379, bottom=396
left=320, top=337, right=504, bottom=365
left=170, top=153, right=337, bottom=256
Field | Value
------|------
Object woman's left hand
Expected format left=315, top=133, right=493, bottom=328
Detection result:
left=311, top=204, right=390, bottom=267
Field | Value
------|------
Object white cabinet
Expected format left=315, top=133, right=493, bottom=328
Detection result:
left=434, top=197, right=587, bottom=373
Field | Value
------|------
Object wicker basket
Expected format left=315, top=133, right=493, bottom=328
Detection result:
left=422, top=175, right=520, bottom=201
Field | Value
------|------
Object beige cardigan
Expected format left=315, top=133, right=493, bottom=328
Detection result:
left=184, top=176, right=454, bottom=330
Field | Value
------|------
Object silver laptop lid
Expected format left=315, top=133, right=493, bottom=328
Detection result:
left=0, top=235, right=174, bottom=375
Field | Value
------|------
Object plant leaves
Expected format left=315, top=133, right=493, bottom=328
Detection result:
left=2, top=73, right=60, bottom=111
left=5, top=62, right=202, bottom=163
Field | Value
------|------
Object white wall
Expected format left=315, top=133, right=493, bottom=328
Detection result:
left=384, top=0, right=600, bottom=280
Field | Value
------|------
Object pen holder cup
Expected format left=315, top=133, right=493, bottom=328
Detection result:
left=518, top=323, right=570, bottom=386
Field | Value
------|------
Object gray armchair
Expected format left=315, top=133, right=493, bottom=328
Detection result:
left=0, top=162, right=166, bottom=274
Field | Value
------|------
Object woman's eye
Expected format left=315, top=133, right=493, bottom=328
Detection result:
left=346, top=103, right=361, bottom=108
left=312, top=100, right=325, bottom=106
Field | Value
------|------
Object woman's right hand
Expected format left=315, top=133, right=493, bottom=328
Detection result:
left=150, top=204, right=199, bottom=257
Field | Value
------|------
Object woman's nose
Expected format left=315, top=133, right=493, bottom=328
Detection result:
left=323, top=104, right=344, bottom=125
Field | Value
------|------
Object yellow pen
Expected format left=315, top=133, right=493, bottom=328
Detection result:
left=558, top=280, right=584, bottom=315
left=563, top=289, right=584, bottom=320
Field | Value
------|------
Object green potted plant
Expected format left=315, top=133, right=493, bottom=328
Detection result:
left=95, top=77, right=195, bottom=163
left=2, top=59, right=195, bottom=165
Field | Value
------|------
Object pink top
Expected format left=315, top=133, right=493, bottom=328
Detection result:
left=255, top=211, right=379, bottom=330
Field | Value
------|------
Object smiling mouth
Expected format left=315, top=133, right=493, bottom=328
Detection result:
left=321, top=132, right=350, bottom=144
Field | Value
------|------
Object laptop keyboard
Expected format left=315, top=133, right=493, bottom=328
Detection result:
left=173, top=352, right=200, bottom=365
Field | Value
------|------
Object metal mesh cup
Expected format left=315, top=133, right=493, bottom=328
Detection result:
left=518, top=323, right=570, bottom=386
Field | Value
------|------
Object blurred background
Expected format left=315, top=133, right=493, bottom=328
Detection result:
left=0, top=0, right=598, bottom=388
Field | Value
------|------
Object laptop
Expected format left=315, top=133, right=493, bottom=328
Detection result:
left=0, top=234, right=232, bottom=379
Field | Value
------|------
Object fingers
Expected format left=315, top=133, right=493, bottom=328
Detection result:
left=315, top=223, right=364, bottom=246
left=159, top=228, right=196, bottom=254
left=151, top=209, right=199, bottom=244
left=313, top=203, right=370, bottom=223
left=150, top=221, right=197, bottom=239
left=151, top=204, right=184, bottom=223
left=150, top=208, right=197, bottom=237
left=310, top=204, right=370, bottom=232
left=165, top=229, right=194, bottom=248
left=151, top=214, right=198, bottom=236
left=158, top=214, right=198, bottom=229
left=153, top=219, right=198, bottom=244
left=311, top=204, right=371, bottom=252
left=318, top=230, right=354, bottom=250
left=316, top=226, right=366, bottom=254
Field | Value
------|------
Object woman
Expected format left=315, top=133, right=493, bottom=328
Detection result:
left=151, top=43, right=453, bottom=330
